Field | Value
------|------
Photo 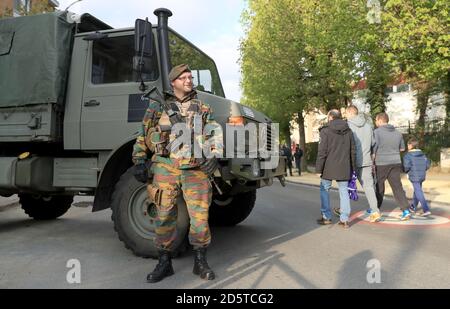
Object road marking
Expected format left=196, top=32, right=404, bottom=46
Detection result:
left=351, top=211, right=450, bottom=227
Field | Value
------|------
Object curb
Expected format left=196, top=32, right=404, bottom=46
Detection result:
left=285, top=179, right=450, bottom=208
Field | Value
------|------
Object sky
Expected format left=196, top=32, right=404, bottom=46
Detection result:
left=56, top=0, right=247, bottom=102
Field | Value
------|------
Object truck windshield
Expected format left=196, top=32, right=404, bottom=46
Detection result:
left=169, top=30, right=225, bottom=97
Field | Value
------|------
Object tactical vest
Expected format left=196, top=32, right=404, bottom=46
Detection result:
left=145, top=99, right=205, bottom=159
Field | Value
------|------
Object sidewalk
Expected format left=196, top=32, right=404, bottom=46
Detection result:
left=286, top=168, right=450, bottom=206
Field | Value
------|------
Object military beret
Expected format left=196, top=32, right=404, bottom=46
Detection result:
left=168, top=64, right=191, bottom=81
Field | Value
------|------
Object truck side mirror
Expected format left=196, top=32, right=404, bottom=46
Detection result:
left=134, top=18, right=153, bottom=74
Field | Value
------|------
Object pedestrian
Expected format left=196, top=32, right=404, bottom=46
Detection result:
left=403, top=136, right=432, bottom=217
left=373, top=112, right=411, bottom=221
left=294, top=145, right=303, bottom=176
left=282, top=144, right=293, bottom=176
left=346, top=105, right=381, bottom=223
left=316, top=109, right=356, bottom=229
left=132, top=64, right=222, bottom=283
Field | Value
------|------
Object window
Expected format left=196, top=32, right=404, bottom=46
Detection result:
left=169, top=31, right=225, bottom=97
left=384, top=86, right=394, bottom=94
left=397, top=84, right=410, bottom=93
left=92, top=35, right=158, bottom=84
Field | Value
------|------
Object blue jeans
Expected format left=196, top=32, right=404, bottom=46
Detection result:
left=411, top=181, right=430, bottom=212
left=320, top=179, right=351, bottom=222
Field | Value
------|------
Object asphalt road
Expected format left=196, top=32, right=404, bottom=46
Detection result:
left=1, top=182, right=449, bottom=289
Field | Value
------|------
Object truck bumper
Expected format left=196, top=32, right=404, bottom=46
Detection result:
left=221, top=156, right=287, bottom=188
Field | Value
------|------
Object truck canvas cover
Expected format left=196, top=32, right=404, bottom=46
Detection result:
left=0, top=12, right=74, bottom=108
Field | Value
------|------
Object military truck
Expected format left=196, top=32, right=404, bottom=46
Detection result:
left=0, top=8, right=286, bottom=258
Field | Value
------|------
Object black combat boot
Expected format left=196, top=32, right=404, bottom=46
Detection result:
left=193, top=248, right=215, bottom=280
left=146, top=250, right=174, bottom=283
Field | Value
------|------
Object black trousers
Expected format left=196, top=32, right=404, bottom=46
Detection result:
left=287, top=162, right=293, bottom=176
left=295, top=160, right=301, bottom=175
left=375, top=164, right=410, bottom=210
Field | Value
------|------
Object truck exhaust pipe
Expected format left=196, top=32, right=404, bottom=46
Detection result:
left=153, top=8, right=173, bottom=93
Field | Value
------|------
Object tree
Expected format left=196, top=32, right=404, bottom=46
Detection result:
left=0, top=6, right=12, bottom=18
left=382, top=0, right=450, bottom=130
left=240, top=0, right=368, bottom=170
left=1, top=0, right=56, bottom=18
left=240, top=0, right=449, bottom=167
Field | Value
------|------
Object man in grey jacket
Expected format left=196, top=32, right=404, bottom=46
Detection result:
left=346, top=106, right=381, bottom=223
left=374, top=113, right=411, bottom=221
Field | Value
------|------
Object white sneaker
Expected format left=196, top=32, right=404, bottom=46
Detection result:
left=421, top=211, right=431, bottom=217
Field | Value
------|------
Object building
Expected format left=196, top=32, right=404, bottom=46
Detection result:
left=290, top=79, right=446, bottom=144
left=1, top=0, right=59, bottom=17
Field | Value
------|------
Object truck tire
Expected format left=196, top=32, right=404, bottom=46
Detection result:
left=19, top=194, right=73, bottom=220
left=209, top=190, right=256, bottom=226
left=111, top=167, right=190, bottom=259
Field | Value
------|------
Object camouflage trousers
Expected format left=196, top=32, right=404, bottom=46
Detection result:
left=147, top=162, right=212, bottom=251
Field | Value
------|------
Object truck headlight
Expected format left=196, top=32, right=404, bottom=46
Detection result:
left=251, top=159, right=261, bottom=177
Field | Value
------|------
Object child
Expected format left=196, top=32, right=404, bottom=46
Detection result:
left=403, top=137, right=432, bottom=217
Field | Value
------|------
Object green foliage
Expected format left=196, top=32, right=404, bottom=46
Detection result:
left=382, top=0, right=450, bottom=131
left=240, top=0, right=366, bottom=142
left=0, top=7, right=12, bottom=18
left=240, top=0, right=449, bottom=123
left=383, top=0, right=450, bottom=82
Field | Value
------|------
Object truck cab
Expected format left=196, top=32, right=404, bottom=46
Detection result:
left=0, top=9, right=286, bottom=258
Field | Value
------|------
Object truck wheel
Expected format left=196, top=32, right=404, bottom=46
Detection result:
left=111, top=167, right=190, bottom=259
left=209, top=190, right=256, bottom=226
left=19, top=194, right=73, bottom=220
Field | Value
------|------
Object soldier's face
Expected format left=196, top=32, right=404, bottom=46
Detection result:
left=172, top=72, right=194, bottom=95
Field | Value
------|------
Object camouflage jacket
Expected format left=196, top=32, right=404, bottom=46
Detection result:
left=132, top=91, right=223, bottom=169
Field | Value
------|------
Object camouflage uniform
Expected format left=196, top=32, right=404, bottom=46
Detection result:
left=132, top=90, right=222, bottom=251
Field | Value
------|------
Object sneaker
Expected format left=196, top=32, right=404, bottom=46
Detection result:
left=365, top=209, right=373, bottom=215
left=317, top=218, right=332, bottom=225
left=338, top=221, right=349, bottom=229
left=369, top=212, right=382, bottom=223
left=408, top=205, right=416, bottom=214
left=333, top=208, right=341, bottom=217
left=421, top=211, right=432, bottom=217
left=400, top=209, right=411, bottom=221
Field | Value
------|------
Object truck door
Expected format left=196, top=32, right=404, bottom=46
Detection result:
left=81, top=32, right=159, bottom=150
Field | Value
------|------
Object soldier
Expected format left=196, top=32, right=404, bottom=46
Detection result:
left=132, top=64, right=222, bottom=283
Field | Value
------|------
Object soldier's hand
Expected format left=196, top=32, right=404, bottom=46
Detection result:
left=133, top=163, right=148, bottom=183
left=199, top=158, right=219, bottom=176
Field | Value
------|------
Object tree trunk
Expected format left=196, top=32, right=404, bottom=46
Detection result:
left=284, top=125, right=292, bottom=150
left=415, top=81, right=430, bottom=148
left=445, top=72, right=450, bottom=133
left=297, top=112, right=307, bottom=172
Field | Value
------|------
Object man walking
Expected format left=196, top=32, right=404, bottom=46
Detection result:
left=346, top=105, right=381, bottom=222
left=294, top=145, right=303, bottom=176
left=373, top=112, right=411, bottom=221
left=316, top=110, right=356, bottom=228
left=282, top=144, right=293, bottom=176
left=132, top=64, right=222, bottom=283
